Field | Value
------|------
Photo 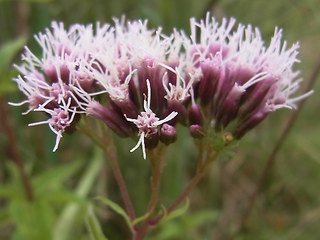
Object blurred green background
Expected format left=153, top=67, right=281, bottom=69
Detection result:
left=1, top=0, right=320, bottom=239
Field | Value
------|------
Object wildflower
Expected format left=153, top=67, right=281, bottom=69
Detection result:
left=125, top=80, right=177, bottom=159
left=181, top=13, right=312, bottom=139
left=12, top=21, right=111, bottom=151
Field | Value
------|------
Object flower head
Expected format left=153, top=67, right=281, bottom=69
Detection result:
left=125, top=80, right=177, bottom=159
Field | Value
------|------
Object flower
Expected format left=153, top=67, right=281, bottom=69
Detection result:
left=179, top=13, right=312, bottom=139
left=12, top=21, right=111, bottom=151
left=11, top=14, right=311, bottom=156
left=125, top=80, right=177, bottom=159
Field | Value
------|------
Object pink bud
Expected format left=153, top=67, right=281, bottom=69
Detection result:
left=190, top=124, right=205, bottom=139
left=233, top=108, right=272, bottom=139
left=87, top=101, right=133, bottom=137
left=160, top=124, right=177, bottom=145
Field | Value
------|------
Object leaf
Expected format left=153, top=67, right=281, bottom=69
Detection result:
left=0, top=185, right=22, bottom=199
left=41, top=189, right=85, bottom=204
left=132, top=212, right=149, bottom=226
left=86, top=205, right=108, bottom=240
left=96, top=197, right=132, bottom=229
left=0, top=37, right=26, bottom=74
left=9, top=199, right=55, bottom=240
left=53, top=148, right=104, bottom=240
left=32, top=159, right=83, bottom=195
left=159, top=198, right=190, bottom=224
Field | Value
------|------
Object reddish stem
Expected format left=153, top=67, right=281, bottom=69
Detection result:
left=0, top=97, right=33, bottom=201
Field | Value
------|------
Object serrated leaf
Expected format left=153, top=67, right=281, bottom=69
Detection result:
left=96, top=197, right=132, bottom=229
left=86, top=205, right=108, bottom=240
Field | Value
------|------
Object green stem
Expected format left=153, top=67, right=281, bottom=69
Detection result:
left=149, top=143, right=218, bottom=226
left=133, top=145, right=166, bottom=240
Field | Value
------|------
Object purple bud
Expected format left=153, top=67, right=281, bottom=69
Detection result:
left=87, top=101, right=133, bottom=137
left=189, top=45, right=205, bottom=68
left=238, top=76, right=277, bottom=118
left=60, top=64, right=70, bottom=83
left=110, top=98, right=139, bottom=119
left=233, top=108, right=272, bottom=139
left=207, top=43, right=228, bottom=59
left=190, top=124, right=205, bottom=139
left=145, top=131, right=159, bottom=149
left=189, top=104, right=203, bottom=125
left=75, top=72, right=94, bottom=92
left=215, top=84, right=244, bottom=128
left=44, top=65, right=58, bottom=83
left=234, top=67, right=255, bottom=86
left=43, top=64, right=70, bottom=83
left=166, top=62, right=179, bottom=85
left=163, top=100, right=188, bottom=125
left=50, top=83, right=71, bottom=99
left=198, top=59, right=221, bottom=105
left=160, top=124, right=177, bottom=145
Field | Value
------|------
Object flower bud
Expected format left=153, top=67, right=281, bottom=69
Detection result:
left=87, top=101, right=133, bottom=137
left=238, top=76, right=277, bottom=118
left=233, top=108, right=272, bottom=139
left=160, top=124, right=177, bottom=145
left=188, top=104, right=203, bottom=125
left=43, top=63, right=70, bottom=83
left=163, top=100, right=187, bottom=125
left=145, top=131, right=159, bottom=149
left=190, top=124, right=205, bottom=139
left=198, top=59, right=221, bottom=105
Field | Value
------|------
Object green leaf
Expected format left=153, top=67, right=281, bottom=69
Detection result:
left=0, top=185, right=22, bottom=199
left=0, top=37, right=26, bottom=74
left=159, top=198, right=190, bottom=224
left=32, top=160, right=83, bottom=195
left=132, top=212, right=149, bottom=226
left=41, top=189, right=85, bottom=204
left=86, top=205, right=108, bottom=240
left=53, top=148, right=104, bottom=240
left=9, top=199, right=55, bottom=240
left=96, top=197, right=132, bottom=229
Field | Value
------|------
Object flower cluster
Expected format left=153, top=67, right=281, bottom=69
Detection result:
left=12, top=14, right=310, bottom=158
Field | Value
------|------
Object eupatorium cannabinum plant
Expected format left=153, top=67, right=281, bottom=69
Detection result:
left=11, top=13, right=312, bottom=239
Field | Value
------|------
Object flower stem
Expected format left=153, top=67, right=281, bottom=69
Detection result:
left=149, top=143, right=218, bottom=226
left=0, top=97, right=33, bottom=201
left=103, top=140, right=136, bottom=221
left=78, top=121, right=136, bottom=221
left=133, top=145, right=166, bottom=240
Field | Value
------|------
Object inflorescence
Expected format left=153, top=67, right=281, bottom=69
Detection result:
left=11, top=13, right=311, bottom=158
